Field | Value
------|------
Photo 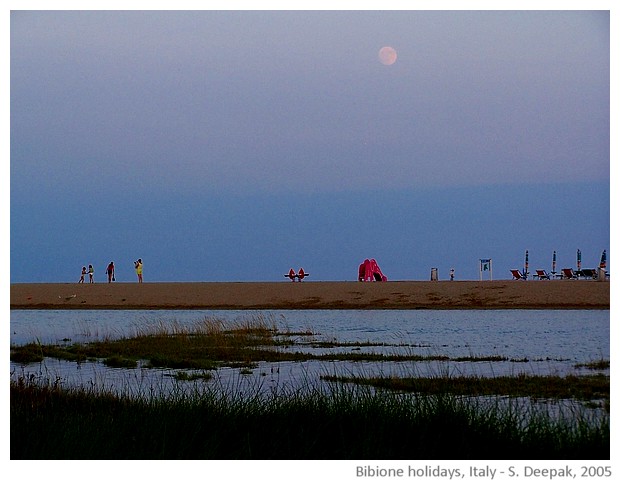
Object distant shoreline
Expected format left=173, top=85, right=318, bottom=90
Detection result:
left=10, top=280, right=610, bottom=310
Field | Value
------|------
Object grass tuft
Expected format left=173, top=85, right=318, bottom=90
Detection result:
left=103, top=356, right=138, bottom=369
left=575, top=359, right=610, bottom=370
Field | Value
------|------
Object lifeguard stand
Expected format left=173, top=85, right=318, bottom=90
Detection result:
left=479, top=259, right=493, bottom=280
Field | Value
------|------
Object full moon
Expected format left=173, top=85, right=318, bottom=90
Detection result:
left=378, top=46, right=397, bottom=65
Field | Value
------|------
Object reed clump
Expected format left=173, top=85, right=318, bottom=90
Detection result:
left=10, top=374, right=609, bottom=460
left=575, top=359, right=610, bottom=370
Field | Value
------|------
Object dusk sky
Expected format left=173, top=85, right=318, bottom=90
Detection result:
left=9, top=8, right=611, bottom=283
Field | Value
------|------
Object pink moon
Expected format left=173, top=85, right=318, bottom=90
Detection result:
left=378, top=46, right=397, bottom=65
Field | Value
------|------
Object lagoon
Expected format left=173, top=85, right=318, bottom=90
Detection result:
left=10, top=308, right=609, bottom=360
left=10, top=309, right=609, bottom=398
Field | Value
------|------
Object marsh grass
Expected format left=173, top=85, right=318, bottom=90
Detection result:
left=11, top=316, right=577, bottom=370
left=575, top=359, right=610, bottom=370
left=10, top=342, right=44, bottom=363
left=102, top=356, right=138, bottom=368
left=169, top=371, right=213, bottom=382
left=10, top=374, right=609, bottom=460
left=321, top=373, right=610, bottom=402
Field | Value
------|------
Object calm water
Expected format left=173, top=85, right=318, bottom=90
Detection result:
left=10, top=309, right=610, bottom=399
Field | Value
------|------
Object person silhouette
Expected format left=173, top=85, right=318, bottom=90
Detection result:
left=134, top=259, right=143, bottom=283
left=78, top=266, right=86, bottom=283
left=106, top=262, right=115, bottom=283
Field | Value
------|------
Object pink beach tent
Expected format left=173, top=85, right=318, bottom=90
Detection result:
left=358, top=261, right=367, bottom=281
left=358, top=258, right=387, bottom=281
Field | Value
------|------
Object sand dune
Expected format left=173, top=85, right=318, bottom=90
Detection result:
left=10, top=280, right=609, bottom=310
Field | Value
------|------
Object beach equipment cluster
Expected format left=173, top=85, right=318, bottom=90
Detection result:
left=511, top=249, right=608, bottom=281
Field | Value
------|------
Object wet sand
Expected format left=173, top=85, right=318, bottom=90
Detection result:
left=10, top=280, right=610, bottom=310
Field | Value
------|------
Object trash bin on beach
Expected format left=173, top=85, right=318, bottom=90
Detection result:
left=430, top=268, right=438, bottom=281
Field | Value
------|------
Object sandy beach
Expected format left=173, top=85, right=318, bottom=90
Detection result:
left=10, top=280, right=609, bottom=310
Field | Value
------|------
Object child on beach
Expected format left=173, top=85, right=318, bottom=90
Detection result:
left=88, top=264, right=94, bottom=283
left=78, top=266, right=86, bottom=283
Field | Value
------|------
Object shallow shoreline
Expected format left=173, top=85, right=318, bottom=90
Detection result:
left=10, top=280, right=610, bottom=310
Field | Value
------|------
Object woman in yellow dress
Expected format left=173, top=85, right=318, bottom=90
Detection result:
left=134, top=259, right=143, bottom=283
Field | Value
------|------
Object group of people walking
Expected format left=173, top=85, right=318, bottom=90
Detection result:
left=78, top=259, right=143, bottom=283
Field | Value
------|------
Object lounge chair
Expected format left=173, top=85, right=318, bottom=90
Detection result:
left=297, top=268, right=309, bottom=281
left=578, top=268, right=597, bottom=280
left=561, top=268, right=577, bottom=279
left=510, top=269, right=526, bottom=280
left=534, top=269, right=550, bottom=280
left=285, top=268, right=309, bottom=282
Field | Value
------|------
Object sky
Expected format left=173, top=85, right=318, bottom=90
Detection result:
left=8, top=7, right=612, bottom=283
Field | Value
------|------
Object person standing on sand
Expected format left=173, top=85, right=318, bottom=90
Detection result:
left=78, top=266, right=86, bottom=283
left=88, top=264, right=95, bottom=283
left=106, top=262, right=115, bottom=283
left=134, top=259, right=143, bottom=283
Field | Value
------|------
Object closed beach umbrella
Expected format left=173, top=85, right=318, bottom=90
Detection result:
left=524, top=250, right=529, bottom=278
left=577, top=249, right=582, bottom=271
left=552, top=250, right=557, bottom=274
left=600, top=250, right=606, bottom=269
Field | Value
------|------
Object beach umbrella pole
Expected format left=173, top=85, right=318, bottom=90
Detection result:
left=524, top=250, right=529, bottom=280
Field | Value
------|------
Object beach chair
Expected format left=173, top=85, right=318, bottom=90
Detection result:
left=561, top=268, right=577, bottom=280
left=285, top=268, right=309, bottom=282
left=534, top=269, right=550, bottom=280
left=578, top=268, right=597, bottom=280
left=510, top=269, right=526, bottom=280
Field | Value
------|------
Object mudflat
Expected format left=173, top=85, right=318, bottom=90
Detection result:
left=10, top=280, right=609, bottom=310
